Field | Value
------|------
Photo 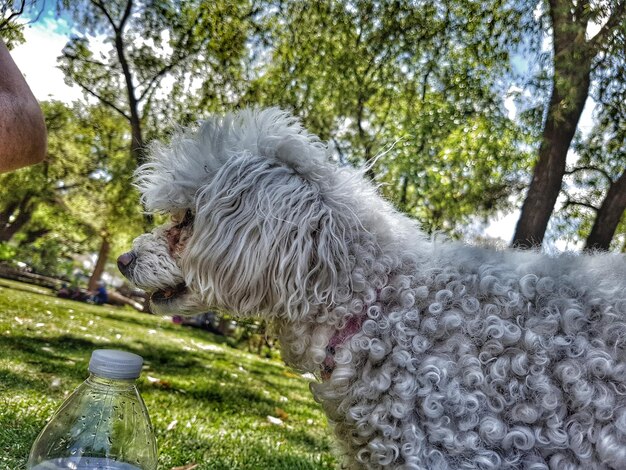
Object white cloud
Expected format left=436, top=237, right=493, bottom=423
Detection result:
left=587, top=13, right=608, bottom=41
left=577, top=96, right=596, bottom=138
left=485, top=210, right=518, bottom=244
left=10, top=19, right=81, bottom=103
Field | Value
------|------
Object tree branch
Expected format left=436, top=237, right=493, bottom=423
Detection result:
left=332, top=138, right=348, bottom=166
left=574, top=0, right=588, bottom=23
left=564, top=196, right=599, bottom=212
left=90, top=0, right=118, bottom=33
left=138, top=5, right=208, bottom=103
left=0, top=0, right=25, bottom=30
left=589, top=1, right=626, bottom=49
left=0, top=0, right=44, bottom=32
left=54, top=183, right=83, bottom=192
left=12, top=0, right=25, bottom=16
left=139, top=79, right=162, bottom=117
left=373, top=97, right=393, bottom=141
left=63, top=52, right=109, bottom=69
left=73, top=80, right=131, bottom=120
left=118, top=0, right=133, bottom=31
left=137, top=61, right=179, bottom=103
left=565, top=165, right=614, bottom=183
left=90, top=0, right=133, bottom=33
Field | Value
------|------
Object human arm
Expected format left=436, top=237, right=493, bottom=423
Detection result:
left=0, top=39, right=47, bottom=172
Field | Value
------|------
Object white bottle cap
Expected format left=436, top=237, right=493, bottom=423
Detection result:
left=88, top=349, right=144, bottom=380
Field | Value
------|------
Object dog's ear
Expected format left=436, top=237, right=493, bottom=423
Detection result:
left=232, top=107, right=332, bottom=182
left=181, top=153, right=355, bottom=320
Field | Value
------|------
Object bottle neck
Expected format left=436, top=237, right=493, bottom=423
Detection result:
left=86, top=372, right=138, bottom=391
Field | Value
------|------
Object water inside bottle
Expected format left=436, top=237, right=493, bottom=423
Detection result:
left=30, top=456, right=141, bottom=470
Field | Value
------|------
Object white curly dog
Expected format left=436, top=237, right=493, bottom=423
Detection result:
left=118, top=108, right=626, bottom=469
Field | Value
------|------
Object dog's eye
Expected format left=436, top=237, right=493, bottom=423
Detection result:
left=177, top=209, right=194, bottom=228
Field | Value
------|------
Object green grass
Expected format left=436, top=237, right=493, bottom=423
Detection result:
left=0, top=278, right=337, bottom=469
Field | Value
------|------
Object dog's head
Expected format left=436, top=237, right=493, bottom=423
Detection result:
left=118, top=108, right=373, bottom=319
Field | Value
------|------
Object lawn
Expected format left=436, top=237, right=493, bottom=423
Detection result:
left=0, top=278, right=337, bottom=470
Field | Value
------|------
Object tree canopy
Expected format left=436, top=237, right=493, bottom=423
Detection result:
left=250, top=0, right=536, bottom=234
left=1, top=0, right=624, bottom=284
left=0, top=100, right=143, bottom=277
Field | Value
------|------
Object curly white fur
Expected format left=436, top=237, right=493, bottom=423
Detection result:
left=121, top=108, right=626, bottom=469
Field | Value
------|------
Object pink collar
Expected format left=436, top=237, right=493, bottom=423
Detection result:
left=321, top=315, right=363, bottom=380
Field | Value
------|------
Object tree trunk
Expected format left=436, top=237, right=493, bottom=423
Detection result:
left=0, top=200, right=19, bottom=231
left=512, top=0, right=592, bottom=249
left=113, top=24, right=152, bottom=227
left=399, top=176, right=409, bottom=208
left=114, top=30, right=144, bottom=167
left=19, top=228, right=51, bottom=245
left=584, top=170, right=626, bottom=252
left=512, top=84, right=589, bottom=248
left=0, top=208, right=32, bottom=242
left=0, top=197, right=34, bottom=242
left=88, top=235, right=111, bottom=291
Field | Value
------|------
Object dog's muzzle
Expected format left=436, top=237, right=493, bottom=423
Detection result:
left=117, top=251, right=136, bottom=277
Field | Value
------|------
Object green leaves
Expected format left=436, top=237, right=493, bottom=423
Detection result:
left=0, top=101, right=144, bottom=275
left=0, top=0, right=39, bottom=48
left=251, top=0, right=531, bottom=234
left=5, top=0, right=622, bottom=254
left=52, top=0, right=548, bottom=240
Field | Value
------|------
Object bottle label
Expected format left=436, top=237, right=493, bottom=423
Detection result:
left=30, top=457, right=142, bottom=470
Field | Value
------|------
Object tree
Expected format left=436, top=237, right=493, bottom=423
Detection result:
left=58, top=0, right=260, bottom=168
left=58, top=104, right=144, bottom=289
left=250, top=0, right=532, bottom=234
left=0, top=100, right=144, bottom=279
left=0, top=101, right=90, bottom=243
left=0, top=0, right=42, bottom=47
left=583, top=170, right=626, bottom=252
left=559, top=101, right=626, bottom=252
left=512, top=0, right=626, bottom=248
left=0, top=101, right=99, bottom=275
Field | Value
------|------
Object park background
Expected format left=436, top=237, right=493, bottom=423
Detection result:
left=1, top=1, right=625, bottom=469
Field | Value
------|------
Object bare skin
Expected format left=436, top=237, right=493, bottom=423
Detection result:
left=0, top=39, right=47, bottom=173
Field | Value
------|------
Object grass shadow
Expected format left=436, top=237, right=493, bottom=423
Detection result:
left=0, top=279, right=337, bottom=469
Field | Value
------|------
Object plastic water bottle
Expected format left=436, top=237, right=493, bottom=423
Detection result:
left=27, top=349, right=158, bottom=470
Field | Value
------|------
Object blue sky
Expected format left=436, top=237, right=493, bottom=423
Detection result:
left=29, top=1, right=75, bottom=35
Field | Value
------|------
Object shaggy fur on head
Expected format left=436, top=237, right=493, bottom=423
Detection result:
left=120, top=108, right=626, bottom=469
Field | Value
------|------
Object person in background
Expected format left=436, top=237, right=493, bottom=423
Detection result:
left=92, top=281, right=108, bottom=305
left=0, top=39, right=47, bottom=173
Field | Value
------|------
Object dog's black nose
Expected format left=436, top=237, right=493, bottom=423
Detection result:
left=117, top=251, right=136, bottom=276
